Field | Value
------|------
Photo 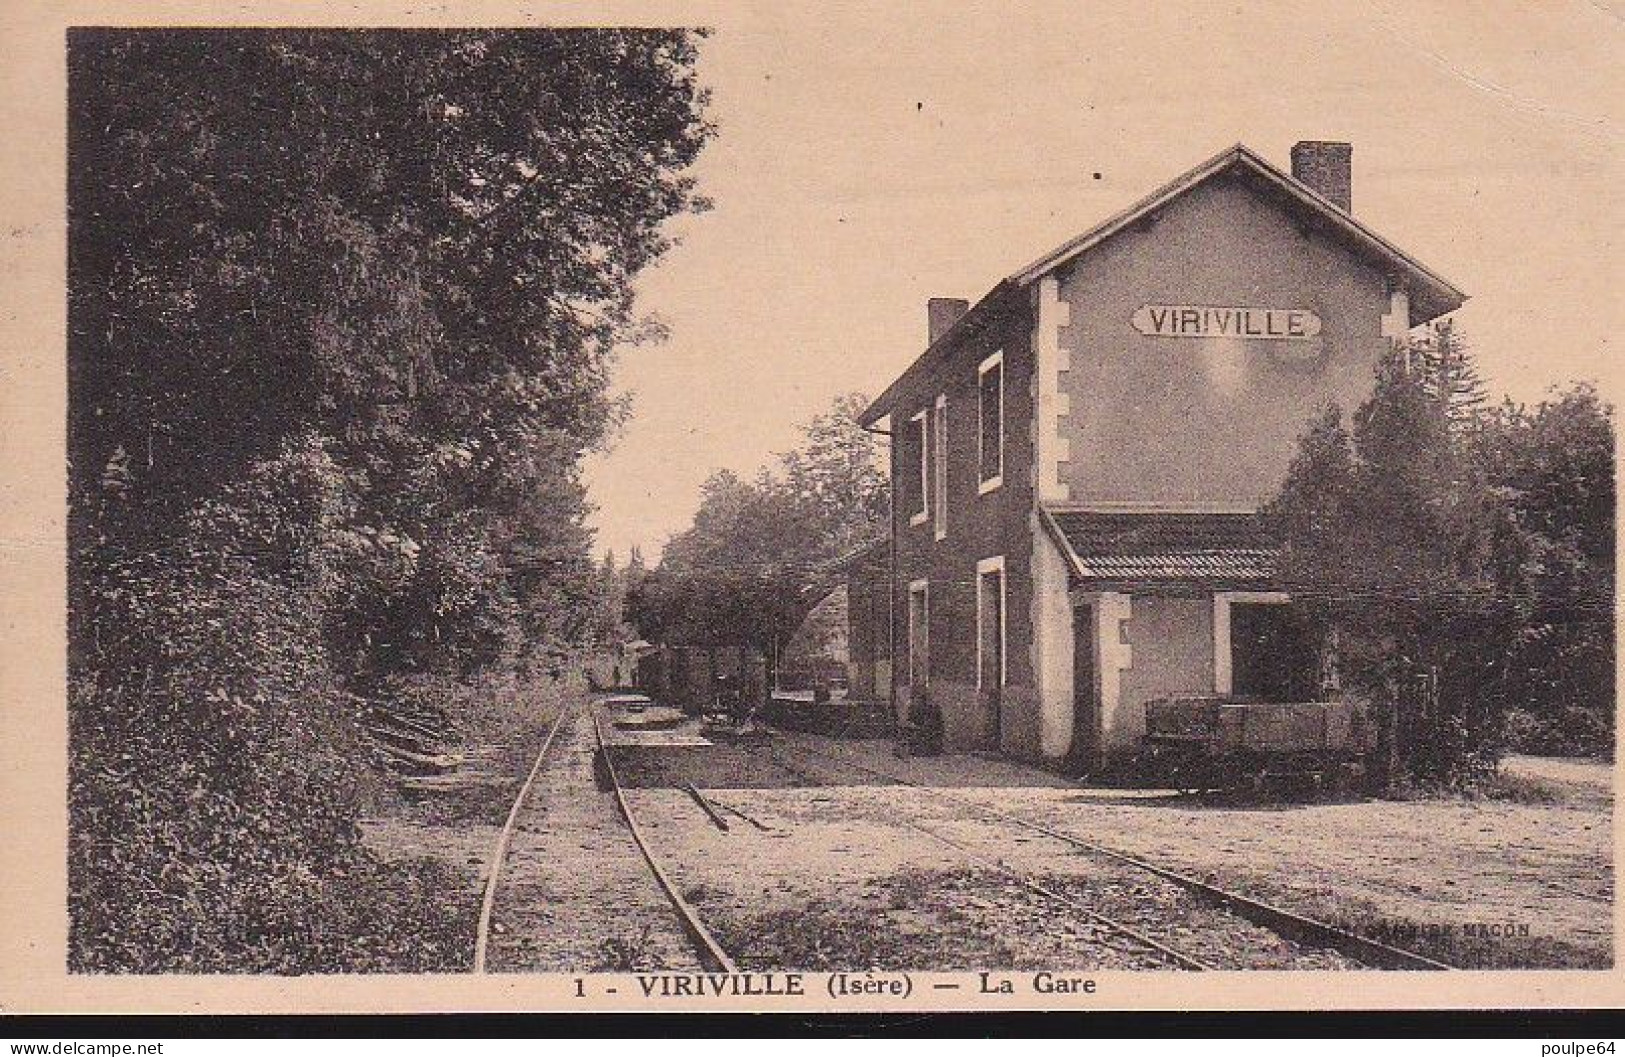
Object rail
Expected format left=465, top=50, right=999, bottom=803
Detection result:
left=593, top=713, right=740, bottom=973
left=780, top=738, right=1454, bottom=971
left=473, top=700, right=575, bottom=973
left=766, top=746, right=1211, bottom=970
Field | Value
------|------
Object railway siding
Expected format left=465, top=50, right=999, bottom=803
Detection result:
left=765, top=741, right=1368, bottom=971
left=612, top=742, right=1357, bottom=971
left=479, top=700, right=704, bottom=973
left=442, top=697, right=1605, bottom=972
left=786, top=732, right=1612, bottom=969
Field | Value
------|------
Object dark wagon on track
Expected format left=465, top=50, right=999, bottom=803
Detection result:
left=1140, top=696, right=1372, bottom=793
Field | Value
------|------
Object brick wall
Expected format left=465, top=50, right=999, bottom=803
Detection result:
left=888, top=299, right=1039, bottom=755
left=1290, top=140, right=1353, bottom=212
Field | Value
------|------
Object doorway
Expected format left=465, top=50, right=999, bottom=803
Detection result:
left=1230, top=601, right=1317, bottom=701
left=976, top=559, right=1005, bottom=751
left=906, top=579, right=929, bottom=712
left=1070, top=601, right=1098, bottom=770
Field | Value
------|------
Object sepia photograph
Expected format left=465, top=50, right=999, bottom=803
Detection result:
left=2, top=0, right=1620, bottom=1016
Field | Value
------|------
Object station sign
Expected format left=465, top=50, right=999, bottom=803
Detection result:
left=1132, top=304, right=1322, bottom=341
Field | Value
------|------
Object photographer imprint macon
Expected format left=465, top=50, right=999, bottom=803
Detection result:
left=66, top=22, right=1613, bottom=980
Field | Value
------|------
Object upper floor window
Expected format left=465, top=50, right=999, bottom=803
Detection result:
left=978, top=351, right=1004, bottom=493
left=907, top=409, right=928, bottom=526
left=932, top=395, right=947, bottom=541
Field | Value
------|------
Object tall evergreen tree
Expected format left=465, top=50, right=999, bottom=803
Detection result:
left=1407, top=319, right=1487, bottom=426
left=1269, top=337, right=1514, bottom=789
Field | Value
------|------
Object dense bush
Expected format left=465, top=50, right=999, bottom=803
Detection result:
left=1269, top=327, right=1613, bottom=789
left=67, top=30, right=711, bottom=971
left=69, top=434, right=479, bottom=972
left=1481, top=385, right=1616, bottom=762
left=1502, top=706, right=1612, bottom=760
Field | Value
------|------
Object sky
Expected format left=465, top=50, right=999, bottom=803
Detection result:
left=581, top=0, right=1622, bottom=563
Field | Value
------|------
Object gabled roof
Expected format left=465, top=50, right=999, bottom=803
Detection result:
left=860, top=143, right=1467, bottom=427
left=831, top=535, right=889, bottom=575
left=1008, top=143, right=1465, bottom=308
left=1040, top=507, right=1278, bottom=589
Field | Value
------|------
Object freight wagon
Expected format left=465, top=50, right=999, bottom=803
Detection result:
left=1139, top=696, right=1372, bottom=793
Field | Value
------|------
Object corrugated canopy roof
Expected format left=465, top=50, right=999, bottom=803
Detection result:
left=1042, top=508, right=1279, bottom=589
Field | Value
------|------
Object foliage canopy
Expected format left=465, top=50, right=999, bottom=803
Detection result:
left=627, top=392, right=887, bottom=678
left=68, top=28, right=712, bottom=970
left=1267, top=325, right=1614, bottom=786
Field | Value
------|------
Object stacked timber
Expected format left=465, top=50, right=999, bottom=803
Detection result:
left=361, top=696, right=464, bottom=778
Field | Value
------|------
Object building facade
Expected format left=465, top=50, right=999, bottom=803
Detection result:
left=857, top=141, right=1466, bottom=769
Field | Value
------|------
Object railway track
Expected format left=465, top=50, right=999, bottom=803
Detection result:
left=761, top=745, right=1211, bottom=970
left=772, top=736, right=1454, bottom=972
left=472, top=701, right=1452, bottom=973
left=472, top=700, right=574, bottom=972
left=591, top=712, right=738, bottom=972
left=472, top=696, right=737, bottom=973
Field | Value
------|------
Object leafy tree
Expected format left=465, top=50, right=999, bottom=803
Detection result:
left=68, top=29, right=712, bottom=970
left=1477, top=385, right=1615, bottom=756
left=635, top=470, right=815, bottom=663
left=776, top=392, right=890, bottom=556
left=1268, top=335, right=1514, bottom=790
left=1270, top=323, right=1616, bottom=787
left=71, top=27, right=713, bottom=679
left=586, top=550, right=638, bottom=649
left=626, top=394, right=887, bottom=693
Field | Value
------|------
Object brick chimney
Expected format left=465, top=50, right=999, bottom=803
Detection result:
left=1290, top=140, right=1352, bottom=213
left=928, top=297, right=970, bottom=344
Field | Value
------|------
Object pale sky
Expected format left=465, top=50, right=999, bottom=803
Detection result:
left=582, top=0, right=1622, bottom=562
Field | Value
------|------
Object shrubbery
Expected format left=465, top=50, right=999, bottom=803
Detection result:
left=1502, top=706, right=1612, bottom=761
left=67, top=30, right=711, bottom=971
left=1269, top=327, right=1614, bottom=788
left=70, top=435, right=470, bottom=972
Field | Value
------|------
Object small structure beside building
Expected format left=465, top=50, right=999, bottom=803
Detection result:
left=854, top=140, right=1465, bottom=771
left=778, top=582, right=852, bottom=694
left=839, top=538, right=893, bottom=705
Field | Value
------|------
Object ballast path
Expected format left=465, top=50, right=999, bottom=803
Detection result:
left=782, top=737, right=1448, bottom=971
left=482, top=698, right=703, bottom=972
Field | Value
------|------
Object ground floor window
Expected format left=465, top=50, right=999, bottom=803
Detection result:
left=975, top=557, right=1005, bottom=689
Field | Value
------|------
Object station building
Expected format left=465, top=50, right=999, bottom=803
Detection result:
left=854, top=141, right=1465, bottom=769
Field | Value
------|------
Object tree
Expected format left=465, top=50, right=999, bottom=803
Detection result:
left=1267, top=334, right=1515, bottom=790
left=587, top=550, right=637, bottom=649
left=626, top=393, right=888, bottom=694
left=1477, top=384, right=1615, bottom=756
left=1407, top=319, right=1488, bottom=426
left=642, top=470, right=818, bottom=670
left=67, top=29, right=712, bottom=970
left=776, top=392, right=890, bottom=556
left=71, top=28, right=713, bottom=679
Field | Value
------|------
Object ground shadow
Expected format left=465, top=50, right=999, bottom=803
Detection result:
left=1060, top=788, right=1369, bottom=812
